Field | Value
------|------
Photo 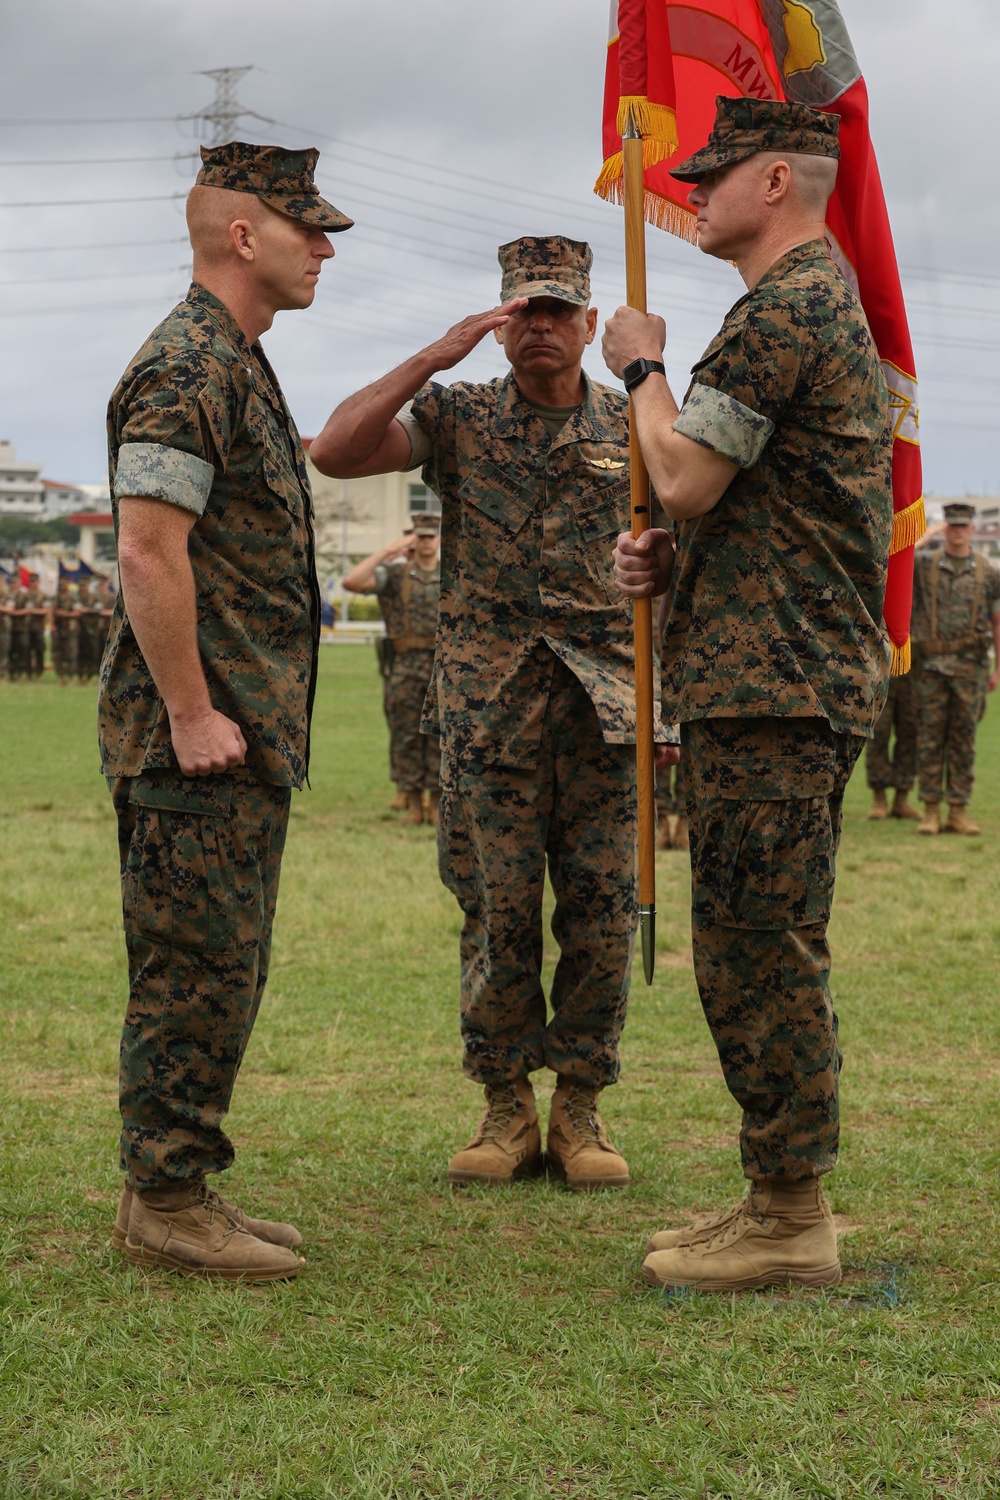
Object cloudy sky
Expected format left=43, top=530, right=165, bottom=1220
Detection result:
left=2, top=0, right=998, bottom=496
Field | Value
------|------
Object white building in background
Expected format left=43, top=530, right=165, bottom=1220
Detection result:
left=304, top=443, right=440, bottom=590
left=0, top=440, right=45, bottom=519
left=41, top=478, right=87, bottom=519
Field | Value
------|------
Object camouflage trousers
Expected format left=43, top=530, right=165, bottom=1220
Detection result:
left=682, top=716, right=863, bottom=1182
left=916, top=668, right=988, bottom=806
left=655, top=756, right=686, bottom=819
left=438, top=661, right=636, bottom=1088
left=866, top=670, right=918, bottom=791
left=384, top=660, right=441, bottom=792
left=109, top=769, right=290, bottom=1189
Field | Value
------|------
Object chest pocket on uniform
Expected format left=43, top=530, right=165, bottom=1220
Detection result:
left=457, top=464, right=535, bottom=589
left=573, top=473, right=631, bottom=603
left=262, top=442, right=306, bottom=524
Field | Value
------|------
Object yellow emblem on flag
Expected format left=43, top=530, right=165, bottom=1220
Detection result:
left=781, top=0, right=827, bottom=78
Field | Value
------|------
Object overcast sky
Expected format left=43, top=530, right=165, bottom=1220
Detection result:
left=2, top=0, right=998, bottom=496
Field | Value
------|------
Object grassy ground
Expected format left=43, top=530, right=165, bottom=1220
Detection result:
left=1, top=649, right=999, bottom=1500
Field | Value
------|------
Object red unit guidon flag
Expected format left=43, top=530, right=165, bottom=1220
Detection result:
left=597, top=0, right=924, bottom=672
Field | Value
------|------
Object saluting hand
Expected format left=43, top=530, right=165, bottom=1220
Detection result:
left=612, top=528, right=675, bottom=598
left=424, top=301, right=529, bottom=370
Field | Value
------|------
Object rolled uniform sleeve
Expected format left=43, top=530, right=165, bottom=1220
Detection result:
left=395, top=399, right=433, bottom=472
left=674, top=298, right=812, bottom=468
left=115, top=442, right=214, bottom=515
left=113, top=350, right=239, bottom=515
left=400, top=382, right=451, bottom=494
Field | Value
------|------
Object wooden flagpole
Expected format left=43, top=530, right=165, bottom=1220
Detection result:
left=623, top=113, right=656, bottom=986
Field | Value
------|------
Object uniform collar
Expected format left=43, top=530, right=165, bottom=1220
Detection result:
left=491, top=370, right=614, bottom=447
left=752, top=239, right=832, bottom=295
left=185, top=282, right=254, bottom=359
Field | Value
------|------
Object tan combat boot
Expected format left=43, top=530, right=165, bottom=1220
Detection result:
left=672, top=815, right=689, bottom=851
left=890, top=789, right=921, bottom=821
left=546, top=1078, right=629, bottom=1191
left=646, top=1200, right=746, bottom=1254
left=402, top=790, right=424, bottom=826
left=642, top=1179, right=839, bottom=1291
left=112, top=1182, right=303, bottom=1253
left=426, top=789, right=441, bottom=828
left=388, top=786, right=407, bottom=812
left=918, top=801, right=941, bottom=836
left=448, top=1079, right=542, bottom=1185
left=122, top=1180, right=303, bottom=1281
left=945, top=804, right=981, bottom=836
left=655, top=817, right=673, bottom=850
left=867, top=788, right=888, bottom=820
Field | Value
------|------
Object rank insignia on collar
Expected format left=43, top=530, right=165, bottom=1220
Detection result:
left=588, top=457, right=626, bottom=470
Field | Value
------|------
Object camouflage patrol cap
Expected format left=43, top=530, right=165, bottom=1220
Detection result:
left=196, top=142, right=354, bottom=231
left=412, top=513, right=441, bottom=536
left=669, top=96, right=841, bottom=183
left=498, top=236, right=592, bottom=306
left=943, top=502, right=976, bottom=525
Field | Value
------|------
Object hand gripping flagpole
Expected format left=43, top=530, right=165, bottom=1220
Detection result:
left=623, top=109, right=656, bottom=986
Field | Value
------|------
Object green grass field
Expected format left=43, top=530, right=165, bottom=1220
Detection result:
left=2, top=649, right=999, bottom=1500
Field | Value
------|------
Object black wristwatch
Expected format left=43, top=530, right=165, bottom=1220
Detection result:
left=622, top=357, right=666, bottom=393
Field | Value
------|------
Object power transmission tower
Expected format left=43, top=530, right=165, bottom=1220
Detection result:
left=195, top=67, right=254, bottom=145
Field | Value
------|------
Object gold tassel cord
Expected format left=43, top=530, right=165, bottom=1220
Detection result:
left=890, top=494, right=926, bottom=556
left=614, top=97, right=680, bottom=158
left=890, top=636, right=912, bottom=676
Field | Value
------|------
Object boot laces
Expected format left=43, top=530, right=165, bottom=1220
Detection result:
left=479, top=1085, right=520, bottom=1143
left=691, top=1194, right=766, bottom=1251
left=192, top=1181, right=243, bottom=1243
left=562, top=1086, right=602, bottom=1145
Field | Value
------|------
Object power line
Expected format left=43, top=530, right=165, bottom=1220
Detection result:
left=0, top=264, right=188, bottom=288
left=0, top=192, right=185, bottom=209
left=0, top=153, right=196, bottom=168
left=0, top=236, right=187, bottom=255
left=0, top=116, right=181, bottom=126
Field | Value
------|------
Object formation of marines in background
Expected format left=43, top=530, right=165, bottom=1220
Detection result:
left=0, top=571, right=112, bottom=681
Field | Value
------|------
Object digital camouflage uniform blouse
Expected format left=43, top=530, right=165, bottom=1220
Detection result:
left=398, top=372, right=649, bottom=770
left=100, top=283, right=320, bottom=788
left=664, top=241, right=893, bottom=737
left=373, top=555, right=440, bottom=683
left=911, top=548, right=1000, bottom=680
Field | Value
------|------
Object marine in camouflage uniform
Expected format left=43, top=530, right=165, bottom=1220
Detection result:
left=372, top=520, right=442, bottom=820
left=606, top=96, right=893, bottom=1289
left=25, top=586, right=48, bottom=677
left=311, top=236, right=656, bottom=1190
left=911, top=502, right=1000, bottom=835
left=864, top=670, right=921, bottom=820
left=100, top=141, right=353, bottom=1280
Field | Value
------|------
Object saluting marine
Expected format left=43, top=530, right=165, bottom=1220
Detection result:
left=343, top=514, right=442, bottom=825
left=312, top=236, right=651, bottom=1193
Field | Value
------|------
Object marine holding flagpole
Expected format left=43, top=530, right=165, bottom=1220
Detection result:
left=604, top=94, right=893, bottom=1292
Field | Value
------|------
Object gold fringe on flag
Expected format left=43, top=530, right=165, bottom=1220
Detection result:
left=890, top=636, right=911, bottom=676
left=594, top=166, right=698, bottom=243
left=614, top=96, right=680, bottom=157
left=889, top=494, right=926, bottom=556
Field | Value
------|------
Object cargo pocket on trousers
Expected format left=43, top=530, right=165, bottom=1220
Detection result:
left=701, top=753, right=837, bottom=930
left=124, top=777, right=237, bottom=952
left=437, top=779, right=479, bottom=916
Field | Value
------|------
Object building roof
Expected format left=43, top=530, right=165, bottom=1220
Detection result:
left=66, top=512, right=114, bottom=526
